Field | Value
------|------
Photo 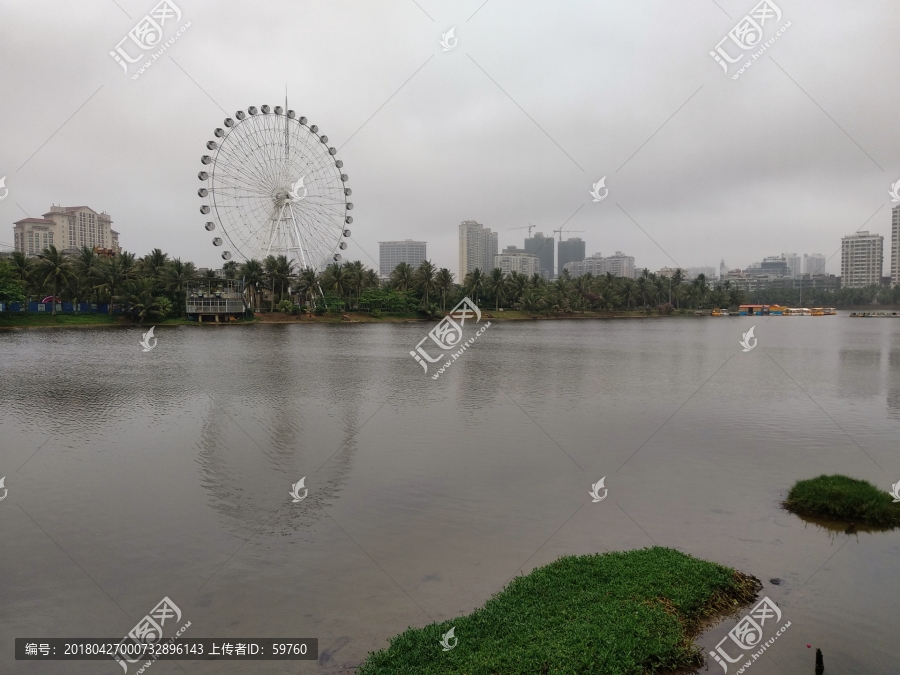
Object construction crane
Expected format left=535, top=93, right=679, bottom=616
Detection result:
left=506, top=223, right=538, bottom=236
left=552, top=226, right=585, bottom=242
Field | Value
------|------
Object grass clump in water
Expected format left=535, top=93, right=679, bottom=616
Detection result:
left=783, top=474, right=900, bottom=528
left=356, top=547, right=761, bottom=675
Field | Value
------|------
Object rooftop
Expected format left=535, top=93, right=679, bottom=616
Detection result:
left=14, top=218, right=54, bottom=225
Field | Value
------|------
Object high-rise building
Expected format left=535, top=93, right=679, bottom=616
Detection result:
left=891, top=204, right=900, bottom=287
left=803, top=253, right=826, bottom=275
left=459, top=220, right=498, bottom=276
left=760, top=256, right=789, bottom=276
left=685, top=266, right=718, bottom=281
left=557, top=237, right=585, bottom=274
left=603, top=251, right=635, bottom=279
left=524, top=232, right=555, bottom=279
left=494, top=251, right=540, bottom=276
left=782, top=253, right=802, bottom=278
left=379, top=239, right=427, bottom=278
left=841, top=231, right=883, bottom=288
left=720, top=258, right=728, bottom=279
left=564, top=251, right=634, bottom=278
left=13, top=205, right=119, bottom=256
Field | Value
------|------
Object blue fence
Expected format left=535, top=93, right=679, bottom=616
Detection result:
left=1, top=302, right=125, bottom=314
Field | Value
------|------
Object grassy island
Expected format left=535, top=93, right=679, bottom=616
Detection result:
left=783, top=474, right=900, bottom=528
left=357, top=547, right=761, bottom=675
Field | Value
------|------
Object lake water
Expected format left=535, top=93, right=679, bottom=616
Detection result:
left=1, top=314, right=898, bottom=674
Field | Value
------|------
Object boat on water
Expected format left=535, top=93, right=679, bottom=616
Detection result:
left=711, top=308, right=730, bottom=316
left=738, top=304, right=779, bottom=316
left=810, top=308, right=825, bottom=316
left=783, top=307, right=812, bottom=316
left=849, top=311, right=900, bottom=317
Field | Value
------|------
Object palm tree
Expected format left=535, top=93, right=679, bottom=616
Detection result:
left=485, top=267, right=507, bottom=311
left=34, top=245, right=74, bottom=315
left=670, top=268, right=685, bottom=307
left=619, top=277, right=637, bottom=310
left=140, top=248, right=169, bottom=280
left=274, top=255, right=296, bottom=304
left=572, top=274, right=593, bottom=312
left=463, top=268, right=485, bottom=305
left=390, top=262, right=414, bottom=291
left=263, top=255, right=280, bottom=310
left=295, top=266, right=319, bottom=306
left=320, top=262, right=347, bottom=305
left=517, top=289, right=539, bottom=314
left=96, top=253, right=135, bottom=314
left=634, top=276, right=649, bottom=310
left=435, top=268, right=454, bottom=311
left=72, top=246, right=101, bottom=306
left=342, top=260, right=363, bottom=307
left=160, top=258, right=196, bottom=305
left=241, top=259, right=265, bottom=310
left=10, top=251, right=32, bottom=306
left=415, top=260, right=437, bottom=306
left=221, top=260, right=239, bottom=280
left=693, top=273, right=710, bottom=308
left=125, top=277, right=162, bottom=323
left=362, top=268, right=381, bottom=292
left=506, top=271, right=528, bottom=306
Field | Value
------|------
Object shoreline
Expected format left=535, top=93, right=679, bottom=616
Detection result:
left=0, top=306, right=880, bottom=329
left=0, top=311, right=689, bottom=330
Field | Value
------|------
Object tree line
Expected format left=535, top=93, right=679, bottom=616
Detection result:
left=1, top=246, right=895, bottom=321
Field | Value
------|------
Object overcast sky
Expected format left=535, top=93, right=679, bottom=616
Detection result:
left=2, top=0, right=898, bottom=278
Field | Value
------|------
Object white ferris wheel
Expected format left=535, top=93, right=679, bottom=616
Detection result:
left=197, top=102, right=352, bottom=270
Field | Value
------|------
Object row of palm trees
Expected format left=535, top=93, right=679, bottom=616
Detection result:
left=2, top=245, right=751, bottom=319
left=1, top=245, right=389, bottom=317
left=387, top=262, right=746, bottom=314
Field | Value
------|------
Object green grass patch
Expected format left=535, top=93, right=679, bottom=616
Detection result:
left=0, top=313, right=122, bottom=327
left=357, top=547, right=761, bottom=675
left=783, top=474, right=900, bottom=528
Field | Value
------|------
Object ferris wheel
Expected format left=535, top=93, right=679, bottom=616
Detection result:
left=197, top=102, right=353, bottom=270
